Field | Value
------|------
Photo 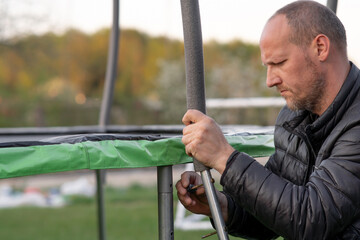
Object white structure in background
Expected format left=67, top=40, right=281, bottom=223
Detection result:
left=0, top=177, right=95, bottom=209
left=206, top=97, right=285, bottom=109
left=60, top=177, right=95, bottom=197
left=0, top=184, right=65, bottom=208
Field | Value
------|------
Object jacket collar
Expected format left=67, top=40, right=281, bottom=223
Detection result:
left=310, top=62, right=360, bottom=133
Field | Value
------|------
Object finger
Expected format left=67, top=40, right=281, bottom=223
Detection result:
left=175, top=179, right=189, bottom=196
left=185, top=144, right=194, bottom=157
left=195, top=188, right=206, bottom=198
left=176, top=180, right=194, bottom=207
left=175, top=179, right=184, bottom=191
left=177, top=188, right=189, bottom=199
left=180, top=171, right=192, bottom=187
left=180, top=171, right=201, bottom=186
left=182, top=110, right=193, bottom=126
left=182, top=127, right=194, bottom=157
left=181, top=127, right=193, bottom=144
left=187, top=171, right=202, bottom=186
left=177, top=190, right=193, bottom=206
left=182, top=109, right=205, bottom=125
left=182, top=123, right=195, bottom=136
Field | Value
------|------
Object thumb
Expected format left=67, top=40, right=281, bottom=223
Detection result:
left=182, top=109, right=206, bottom=125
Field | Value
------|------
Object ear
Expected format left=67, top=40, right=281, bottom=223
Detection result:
left=312, top=34, right=330, bottom=61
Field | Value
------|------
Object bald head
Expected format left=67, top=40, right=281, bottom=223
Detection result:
left=260, top=1, right=350, bottom=115
left=270, top=1, right=347, bottom=54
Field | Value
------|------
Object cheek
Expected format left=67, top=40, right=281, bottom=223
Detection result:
left=286, top=62, right=310, bottom=90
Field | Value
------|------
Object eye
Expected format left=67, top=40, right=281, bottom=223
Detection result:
left=263, top=59, right=287, bottom=67
left=275, top=60, right=287, bottom=65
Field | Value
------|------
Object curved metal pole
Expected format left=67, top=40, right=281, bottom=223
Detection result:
left=326, top=0, right=338, bottom=13
left=180, top=0, right=229, bottom=239
left=96, top=1, right=120, bottom=240
left=99, top=0, right=120, bottom=129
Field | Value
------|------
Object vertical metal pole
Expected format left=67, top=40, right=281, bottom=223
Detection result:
left=180, top=0, right=229, bottom=239
left=326, top=0, right=338, bottom=13
left=157, top=166, right=174, bottom=240
left=97, top=1, right=120, bottom=240
left=96, top=170, right=107, bottom=240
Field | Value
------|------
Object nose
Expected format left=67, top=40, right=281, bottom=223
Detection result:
left=266, top=66, right=282, bottom=88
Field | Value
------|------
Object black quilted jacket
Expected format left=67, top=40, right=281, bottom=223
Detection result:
left=220, top=63, right=360, bottom=240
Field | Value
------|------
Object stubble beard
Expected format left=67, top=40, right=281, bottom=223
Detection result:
left=286, top=60, right=326, bottom=114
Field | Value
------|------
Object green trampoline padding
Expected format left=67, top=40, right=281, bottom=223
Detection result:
left=0, top=133, right=274, bottom=179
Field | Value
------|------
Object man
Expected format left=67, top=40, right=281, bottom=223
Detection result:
left=176, top=1, right=360, bottom=239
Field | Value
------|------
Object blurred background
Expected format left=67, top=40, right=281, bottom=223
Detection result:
left=1, top=0, right=357, bottom=127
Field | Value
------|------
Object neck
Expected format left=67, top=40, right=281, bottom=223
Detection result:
left=316, top=58, right=350, bottom=116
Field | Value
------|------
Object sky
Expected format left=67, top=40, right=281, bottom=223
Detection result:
left=7, top=0, right=360, bottom=65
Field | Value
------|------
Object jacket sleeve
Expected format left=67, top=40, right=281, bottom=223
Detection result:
left=220, top=136, right=360, bottom=240
left=222, top=190, right=278, bottom=239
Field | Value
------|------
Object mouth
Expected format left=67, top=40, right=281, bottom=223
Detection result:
left=278, top=88, right=288, bottom=96
left=280, top=90, right=287, bottom=95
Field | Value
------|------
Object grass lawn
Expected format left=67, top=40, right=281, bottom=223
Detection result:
left=0, top=184, right=280, bottom=240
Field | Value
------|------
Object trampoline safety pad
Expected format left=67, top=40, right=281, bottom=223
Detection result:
left=0, top=133, right=274, bottom=179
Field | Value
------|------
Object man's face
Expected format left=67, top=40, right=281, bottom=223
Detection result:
left=259, top=15, right=325, bottom=113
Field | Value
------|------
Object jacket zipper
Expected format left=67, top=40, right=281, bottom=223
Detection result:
left=297, top=130, right=317, bottom=184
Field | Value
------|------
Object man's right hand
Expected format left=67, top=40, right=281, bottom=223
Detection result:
left=175, top=171, right=229, bottom=222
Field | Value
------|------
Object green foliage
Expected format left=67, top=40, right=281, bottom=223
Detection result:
left=0, top=28, right=279, bottom=127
